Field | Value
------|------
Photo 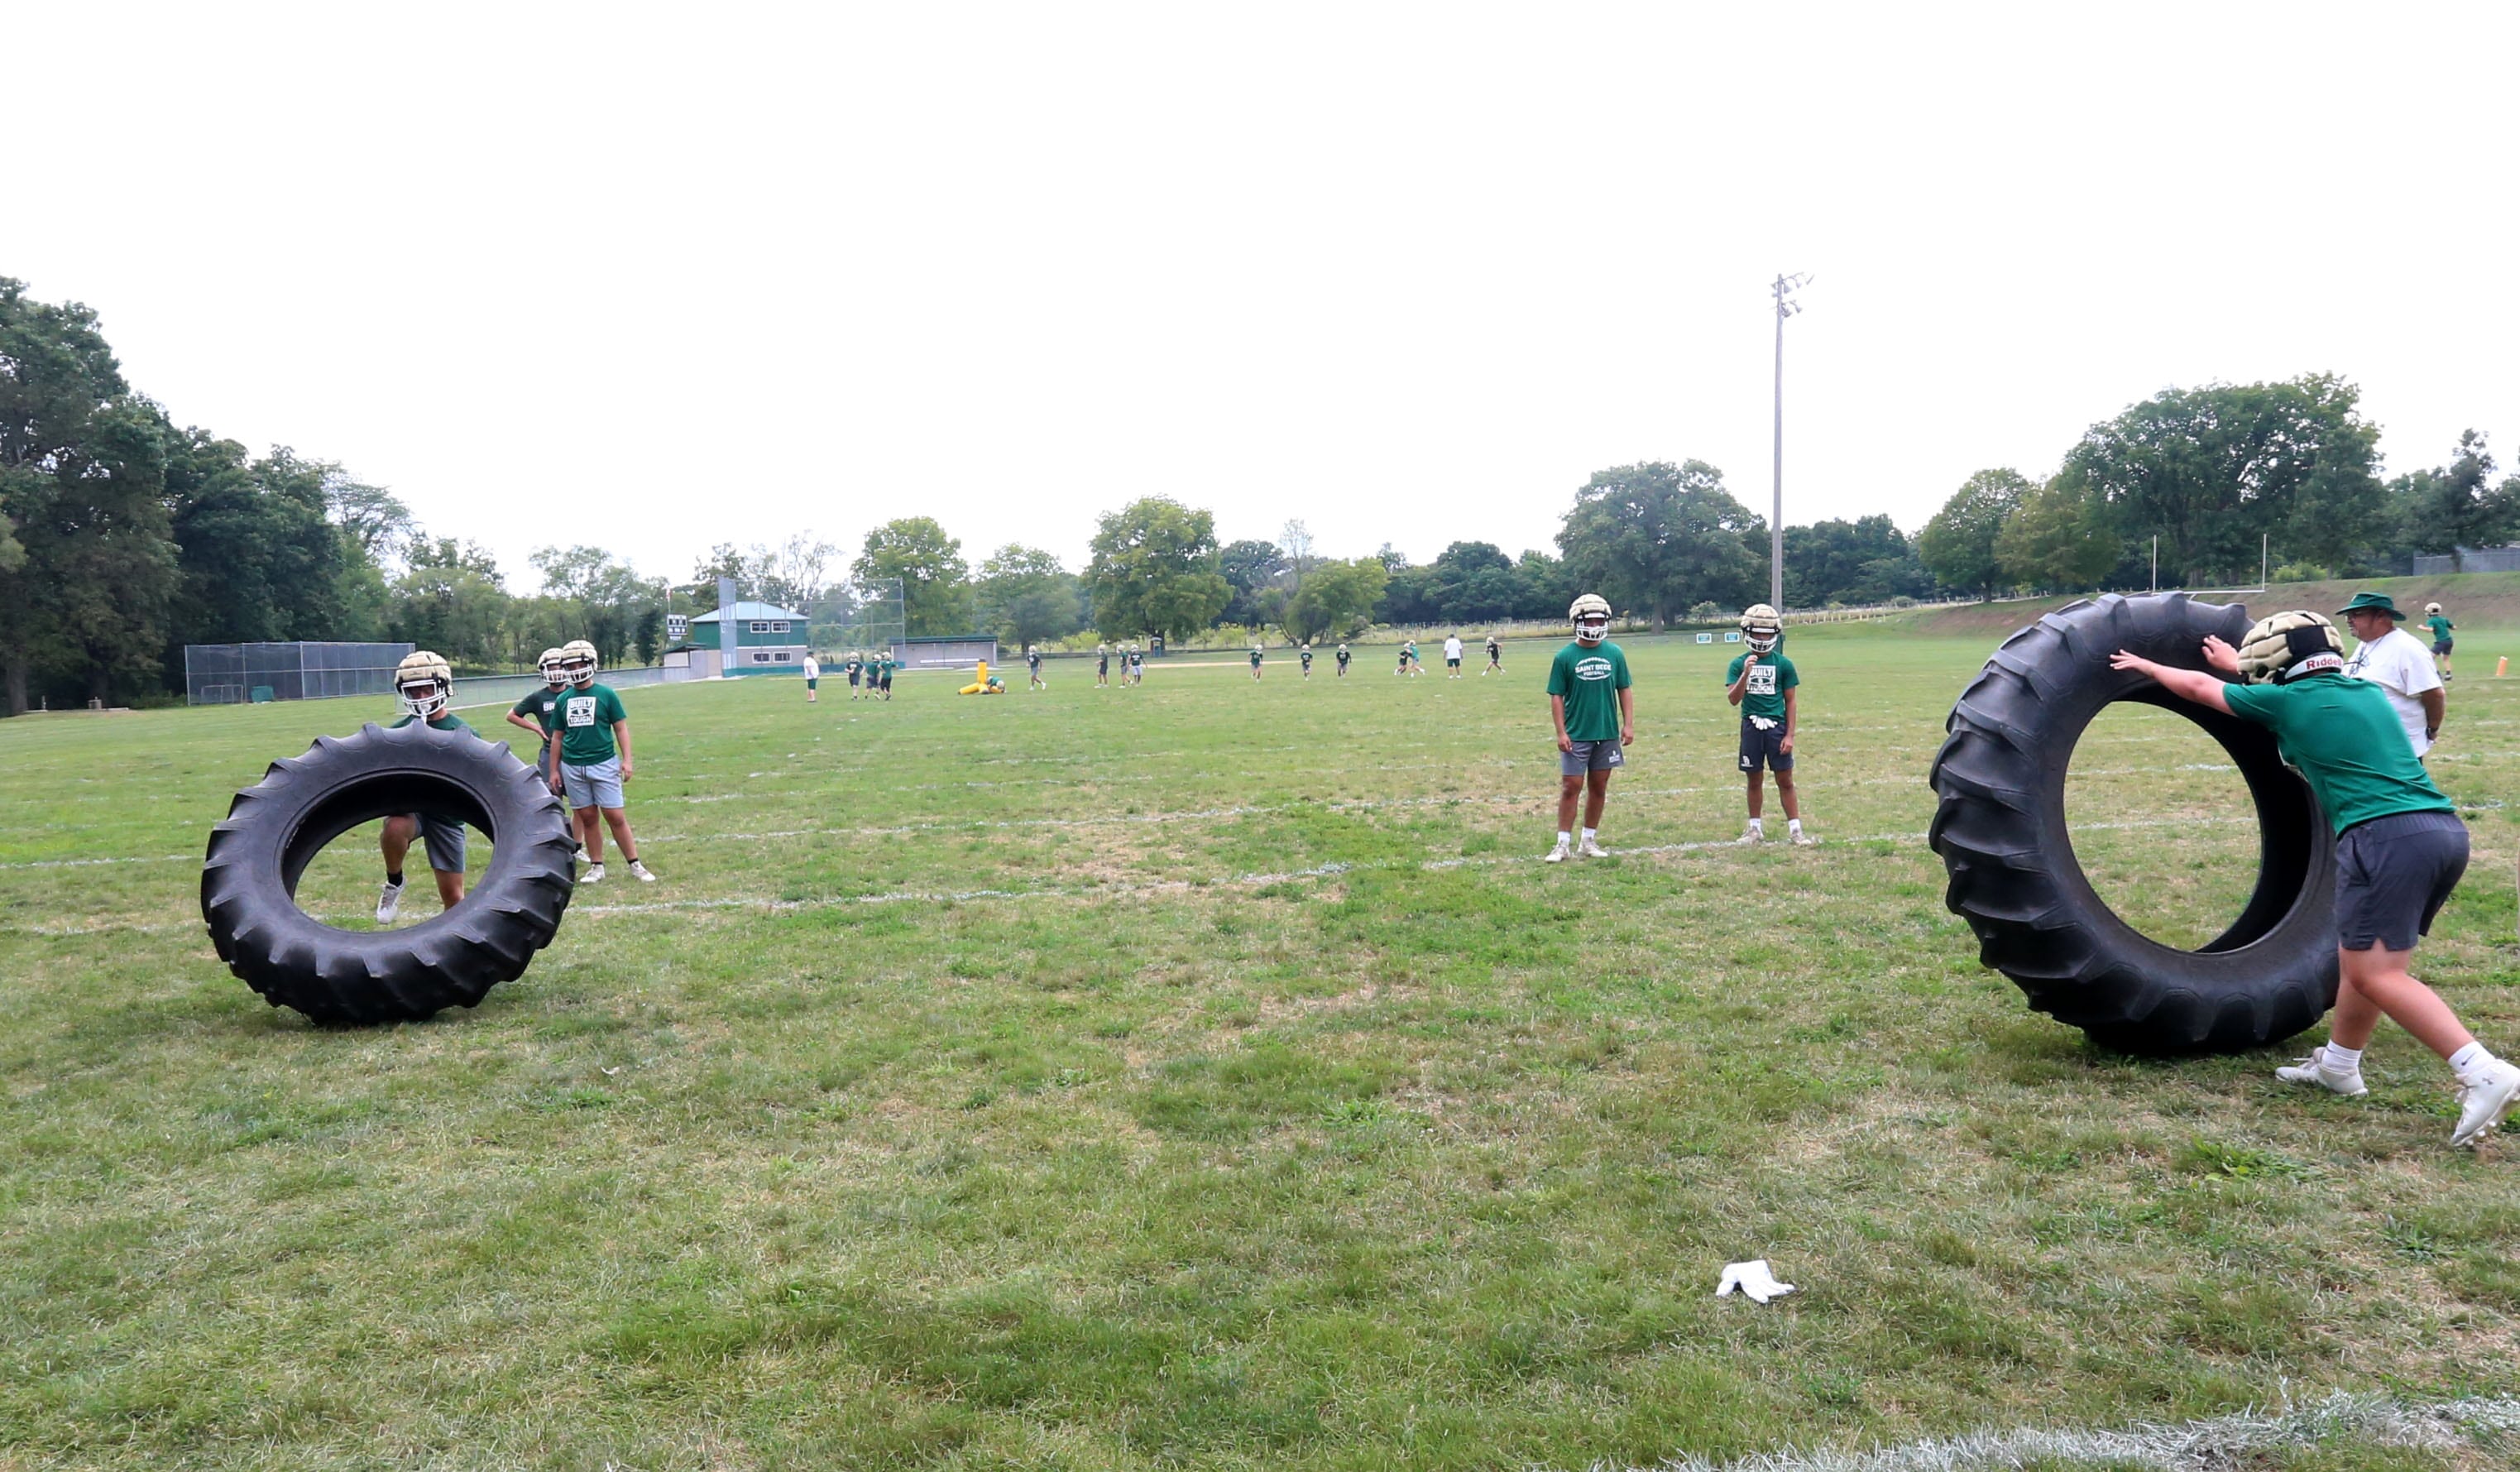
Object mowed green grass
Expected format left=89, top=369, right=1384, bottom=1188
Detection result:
left=3, top=625, right=2518, bottom=1471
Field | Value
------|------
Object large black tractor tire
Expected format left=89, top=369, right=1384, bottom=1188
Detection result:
left=1928, top=592, right=2338, bottom=1054
left=200, top=722, right=577, bottom=1024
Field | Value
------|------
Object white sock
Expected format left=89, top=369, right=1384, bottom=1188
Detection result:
left=1787, top=818, right=1804, bottom=835
left=1746, top=818, right=1764, bottom=832
left=2320, top=1042, right=2364, bottom=1075
left=1581, top=827, right=1597, bottom=844
left=2448, top=1041, right=2497, bottom=1074
left=1555, top=830, right=1571, bottom=848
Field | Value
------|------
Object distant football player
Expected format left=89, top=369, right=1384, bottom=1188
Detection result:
left=879, top=651, right=896, bottom=700
left=802, top=650, right=821, bottom=703
left=1444, top=632, right=1464, bottom=678
left=845, top=650, right=865, bottom=698
left=1483, top=634, right=1502, bottom=675
left=1335, top=642, right=1352, bottom=677
left=1300, top=642, right=1315, bottom=679
left=1027, top=644, right=1046, bottom=689
left=1249, top=643, right=1264, bottom=680
left=377, top=651, right=473, bottom=923
left=1727, top=603, right=1811, bottom=845
left=1545, top=594, right=1633, bottom=863
left=2425, top=601, right=2455, bottom=681
left=549, top=639, right=657, bottom=884
left=1096, top=643, right=1111, bottom=688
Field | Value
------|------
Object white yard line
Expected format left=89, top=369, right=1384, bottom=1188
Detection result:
left=1632, top=1389, right=2520, bottom=1472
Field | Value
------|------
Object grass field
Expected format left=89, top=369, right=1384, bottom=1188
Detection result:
left=4, top=618, right=2518, bottom=1470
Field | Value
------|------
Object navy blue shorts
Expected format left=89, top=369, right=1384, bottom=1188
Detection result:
left=1738, top=718, right=1793, bottom=774
left=2335, top=810, right=2467, bottom=952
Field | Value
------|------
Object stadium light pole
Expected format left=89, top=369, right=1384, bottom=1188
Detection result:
left=1770, top=271, right=1810, bottom=611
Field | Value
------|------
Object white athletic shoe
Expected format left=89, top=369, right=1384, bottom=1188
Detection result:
left=2274, top=1046, right=2368, bottom=1097
left=1578, top=837, right=1610, bottom=859
left=375, top=880, right=404, bottom=925
left=1789, top=828, right=1818, bottom=847
left=1544, top=843, right=1570, bottom=864
left=628, top=860, right=659, bottom=884
left=1737, top=823, right=1763, bottom=846
left=2451, top=1059, right=2520, bottom=1148
left=581, top=861, right=606, bottom=885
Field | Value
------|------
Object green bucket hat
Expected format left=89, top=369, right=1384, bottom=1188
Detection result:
left=2334, top=590, right=2407, bottom=620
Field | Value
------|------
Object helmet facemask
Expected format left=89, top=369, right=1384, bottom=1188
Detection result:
left=538, top=648, right=567, bottom=688
left=399, top=678, right=451, bottom=721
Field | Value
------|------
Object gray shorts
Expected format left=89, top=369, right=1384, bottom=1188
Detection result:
left=403, top=812, right=467, bottom=874
left=563, top=756, right=625, bottom=810
left=1561, top=738, right=1625, bottom=776
left=2335, top=810, right=2467, bottom=952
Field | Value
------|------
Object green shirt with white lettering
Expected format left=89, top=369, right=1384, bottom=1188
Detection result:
left=1546, top=640, right=1631, bottom=741
left=553, top=683, right=628, bottom=765
left=1725, top=650, right=1799, bottom=722
left=2222, top=673, right=2455, bottom=834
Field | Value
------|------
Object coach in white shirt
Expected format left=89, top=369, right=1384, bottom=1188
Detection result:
left=2337, top=590, right=2444, bottom=757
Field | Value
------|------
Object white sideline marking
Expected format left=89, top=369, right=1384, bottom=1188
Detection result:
left=1632, top=1389, right=2520, bottom=1472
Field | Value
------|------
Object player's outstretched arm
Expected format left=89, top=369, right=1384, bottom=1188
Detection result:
left=2109, top=650, right=2232, bottom=716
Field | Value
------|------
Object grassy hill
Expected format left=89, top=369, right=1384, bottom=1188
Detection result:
left=1902, top=570, right=2520, bottom=642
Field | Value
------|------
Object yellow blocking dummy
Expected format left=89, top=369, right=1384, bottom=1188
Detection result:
left=959, top=659, right=1006, bottom=695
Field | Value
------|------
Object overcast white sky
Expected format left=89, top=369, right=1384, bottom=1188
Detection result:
left=11, top=3, right=2516, bottom=592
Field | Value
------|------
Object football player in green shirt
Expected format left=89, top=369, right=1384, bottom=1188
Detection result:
left=548, top=640, right=657, bottom=885
left=1544, top=594, right=1633, bottom=862
left=377, top=651, right=475, bottom=923
left=2111, top=611, right=2518, bottom=1148
left=2423, top=601, right=2455, bottom=681
left=504, top=648, right=569, bottom=799
left=1727, top=603, right=1811, bottom=845
left=1249, top=643, right=1264, bottom=680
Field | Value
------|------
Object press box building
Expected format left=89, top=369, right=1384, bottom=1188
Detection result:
left=688, top=602, right=812, bottom=675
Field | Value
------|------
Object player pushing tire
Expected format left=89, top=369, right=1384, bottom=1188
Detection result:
left=1929, top=593, right=2340, bottom=1055
left=2111, top=610, right=2517, bottom=1147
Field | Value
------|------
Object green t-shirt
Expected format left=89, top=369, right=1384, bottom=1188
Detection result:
left=512, top=688, right=564, bottom=741
left=2427, top=615, right=2454, bottom=642
left=1249, top=650, right=1263, bottom=665
left=1546, top=640, right=1631, bottom=741
left=390, top=712, right=472, bottom=736
left=554, top=683, right=628, bottom=765
left=2223, top=673, right=2455, bottom=834
left=1725, top=650, right=1799, bottom=722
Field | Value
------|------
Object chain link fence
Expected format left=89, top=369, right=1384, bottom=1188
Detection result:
left=184, top=642, right=416, bottom=705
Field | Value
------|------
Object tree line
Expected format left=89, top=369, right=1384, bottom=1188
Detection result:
left=0, top=277, right=1948, bottom=712
left=1915, top=376, right=2520, bottom=598
left=31, top=280, right=2489, bottom=712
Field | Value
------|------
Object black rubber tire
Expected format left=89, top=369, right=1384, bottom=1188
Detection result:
left=1928, top=592, right=2338, bottom=1054
left=200, top=722, right=577, bottom=1024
